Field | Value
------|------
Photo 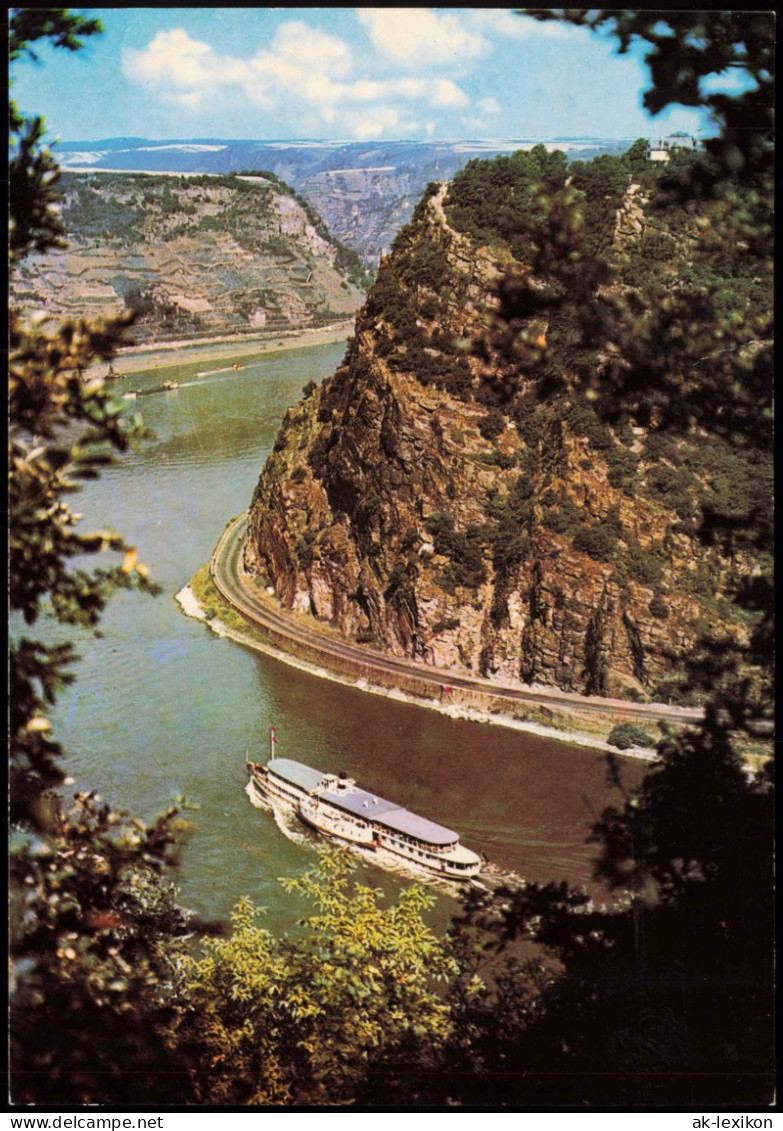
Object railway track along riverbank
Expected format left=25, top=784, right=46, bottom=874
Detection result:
left=204, top=514, right=705, bottom=750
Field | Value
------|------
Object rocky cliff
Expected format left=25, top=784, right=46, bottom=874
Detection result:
left=245, top=150, right=770, bottom=705
left=11, top=171, right=366, bottom=345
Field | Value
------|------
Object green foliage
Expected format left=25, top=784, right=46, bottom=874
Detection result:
left=643, top=463, right=696, bottom=521
left=10, top=154, right=159, bottom=831
left=446, top=145, right=569, bottom=258
left=568, top=153, right=630, bottom=254
left=9, top=8, right=103, bottom=61
left=605, top=444, right=638, bottom=494
left=432, top=616, right=461, bottom=634
left=649, top=594, right=670, bottom=619
left=364, top=257, right=473, bottom=397
left=681, top=438, right=772, bottom=546
left=477, top=406, right=506, bottom=441
left=295, top=531, right=317, bottom=570
left=10, top=793, right=191, bottom=1106
left=535, top=11, right=773, bottom=185
left=410, top=180, right=441, bottom=223
left=560, top=395, right=613, bottom=450
left=170, top=852, right=457, bottom=1106
left=9, top=9, right=774, bottom=1110
left=624, top=136, right=652, bottom=174
left=621, top=535, right=667, bottom=586
left=112, top=277, right=155, bottom=315
left=9, top=111, right=67, bottom=262
left=478, top=18, right=773, bottom=583
left=607, top=721, right=655, bottom=749
left=58, top=168, right=367, bottom=287
left=237, top=167, right=280, bottom=181
left=511, top=391, right=546, bottom=447
left=62, top=176, right=146, bottom=241
left=571, top=522, right=618, bottom=562
left=397, top=239, right=450, bottom=291
left=307, top=427, right=337, bottom=477
left=365, top=257, right=419, bottom=339
left=485, top=472, right=536, bottom=574
left=541, top=495, right=582, bottom=538
left=8, top=10, right=101, bottom=262
left=426, top=511, right=487, bottom=592
left=483, top=449, right=517, bottom=470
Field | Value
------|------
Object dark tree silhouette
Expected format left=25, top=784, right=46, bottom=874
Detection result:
left=437, top=10, right=774, bottom=1109
left=9, top=11, right=190, bottom=1104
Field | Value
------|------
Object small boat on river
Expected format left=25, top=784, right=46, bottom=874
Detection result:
left=246, top=728, right=481, bottom=879
left=132, top=380, right=180, bottom=397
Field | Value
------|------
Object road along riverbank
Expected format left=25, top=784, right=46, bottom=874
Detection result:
left=176, top=514, right=709, bottom=760
left=90, top=320, right=355, bottom=378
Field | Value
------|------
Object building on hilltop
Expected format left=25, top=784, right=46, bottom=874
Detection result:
left=649, top=132, right=701, bottom=162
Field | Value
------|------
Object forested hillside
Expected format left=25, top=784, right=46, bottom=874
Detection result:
left=11, top=170, right=367, bottom=345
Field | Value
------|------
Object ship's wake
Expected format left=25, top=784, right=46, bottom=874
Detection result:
left=245, top=780, right=311, bottom=847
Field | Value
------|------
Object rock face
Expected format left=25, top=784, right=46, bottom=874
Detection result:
left=299, top=166, right=432, bottom=266
left=11, top=172, right=366, bottom=345
left=245, top=176, right=768, bottom=704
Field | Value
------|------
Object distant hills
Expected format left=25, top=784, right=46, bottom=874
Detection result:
left=55, top=137, right=634, bottom=264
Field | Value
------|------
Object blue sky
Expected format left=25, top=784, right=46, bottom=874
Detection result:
left=11, top=8, right=727, bottom=144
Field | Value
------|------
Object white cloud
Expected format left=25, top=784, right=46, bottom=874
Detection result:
left=466, top=10, right=587, bottom=42
left=477, top=96, right=500, bottom=115
left=357, top=8, right=489, bottom=66
left=431, top=78, right=470, bottom=109
left=121, top=18, right=475, bottom=138
left=352, top=106, right=402, bottom=139
left=175, top=91, right=204, bottom=111
left=123, top=28, right=216, bottom=89
left=272, top=21, right=352, bottom=77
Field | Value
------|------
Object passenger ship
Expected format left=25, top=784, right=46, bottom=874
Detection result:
left=246, top=729, right=481, bottom=879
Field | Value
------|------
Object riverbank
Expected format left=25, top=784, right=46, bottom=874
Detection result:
left=92, top=321, right=355, bottom=378
left=176, top=576, right=659, bottom=762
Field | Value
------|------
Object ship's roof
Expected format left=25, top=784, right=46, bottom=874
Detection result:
left=267, top=757, right=460, bottom=847
left=320, top=784, right=399, bottom=819
left=376, top=805, right=459, bottom=846
left=321, top=785, right=459, bottom=846
left=267, top=758, right=325, bottom=792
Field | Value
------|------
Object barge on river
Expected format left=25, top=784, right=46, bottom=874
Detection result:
left=246, top=729, right=481, bottom=879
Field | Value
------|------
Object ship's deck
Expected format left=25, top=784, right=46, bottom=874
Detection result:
left=267, top=757, right=460, bottom=847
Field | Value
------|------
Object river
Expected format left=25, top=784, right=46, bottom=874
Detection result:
left=48, top=340, right=641, bottom=932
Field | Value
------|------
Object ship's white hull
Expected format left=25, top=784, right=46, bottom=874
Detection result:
left=298, top=799, right=378, bottom=847
left=248, top=765, right=300, bottom=810
left=247, top=758, right=481, bottom=880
